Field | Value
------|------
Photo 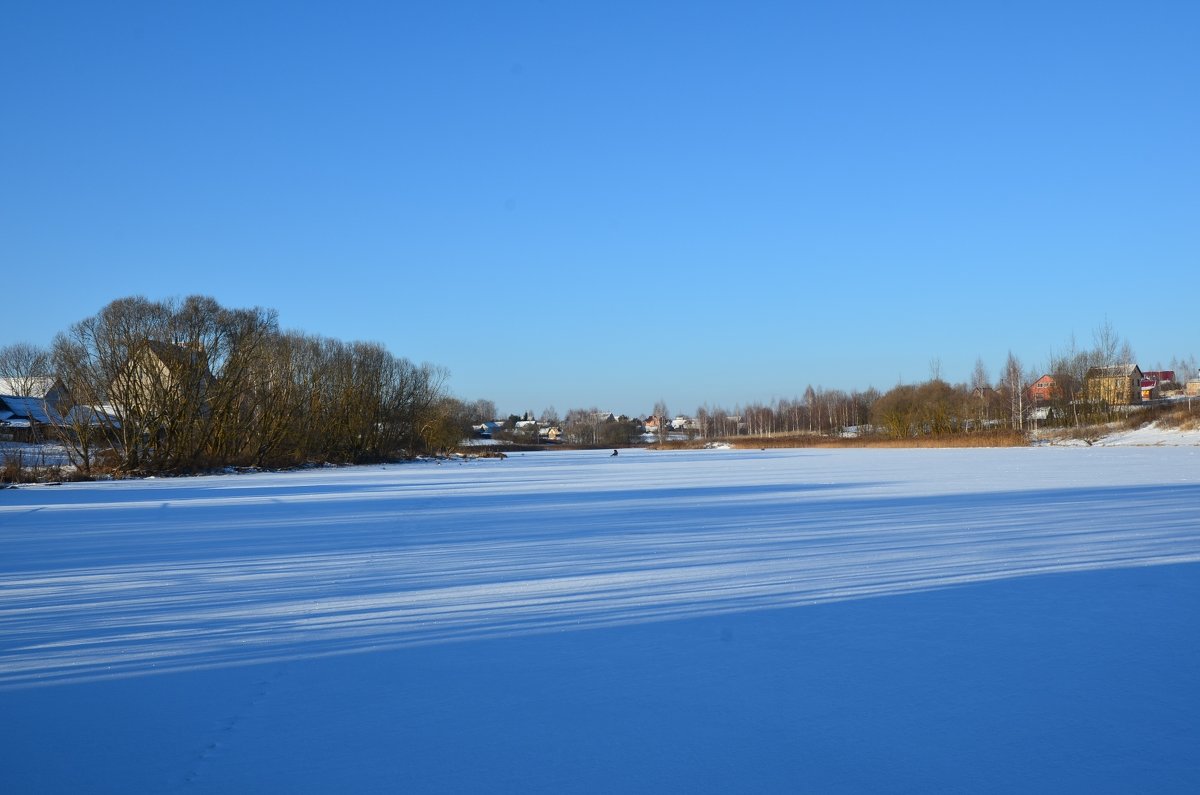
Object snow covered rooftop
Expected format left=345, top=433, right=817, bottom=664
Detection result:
left=0, top=376, right=57, bottom=398
left=0, top=395, right=60, bottom=424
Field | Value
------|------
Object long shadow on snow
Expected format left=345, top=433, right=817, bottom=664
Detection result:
left=3, top=480, right=1200, bottom=688
left=0, top=480, right=880, bottom=570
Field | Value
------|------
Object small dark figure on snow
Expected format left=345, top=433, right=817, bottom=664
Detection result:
left=611, top=449, right=618, bottom=457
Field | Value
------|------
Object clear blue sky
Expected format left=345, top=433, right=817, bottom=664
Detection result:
left=4, top=1, right=1198, bottom=417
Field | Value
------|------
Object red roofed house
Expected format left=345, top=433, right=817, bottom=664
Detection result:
left=1140, top=371, right=1177, bottom=400
left=1142, top=371, right=1176, bottom=386
left=1028, top=375, right=1060, bottom=403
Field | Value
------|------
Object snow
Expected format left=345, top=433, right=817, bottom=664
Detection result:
left=0, top=441, right=73, bottom=468
left=1087, top=421, right=1200, bottom=447
left=3, top=447, right=1199, bottom=792
left=1038, top=421, right=1200, bottom=448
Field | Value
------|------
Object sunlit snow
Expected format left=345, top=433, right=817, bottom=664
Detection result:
left=3, top=446, right=1199, bottom=792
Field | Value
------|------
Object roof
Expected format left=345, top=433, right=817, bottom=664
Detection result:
left=144, top=340, right=211, bottom=374
left=0, top=376, right=58, bottom=398
left=62, top=405, right=120, bottom=427
left=0, top=395, right=62, bottom=424
left=1085, top=364, right=1142, bottom=379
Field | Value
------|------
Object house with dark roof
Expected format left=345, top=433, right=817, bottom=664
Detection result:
left=0, top=377, right=70, bottom=442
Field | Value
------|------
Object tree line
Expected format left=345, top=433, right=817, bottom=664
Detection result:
left=6, top=309, right=1196, bottom=471
left=3, top=295, right=485, bottom=474
left=489, top=408, right=643, bottom=448
left=636, top=322, right=1196, bottom=442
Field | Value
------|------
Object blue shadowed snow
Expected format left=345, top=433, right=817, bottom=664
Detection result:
left=1, top=447, right=1199, bottom=792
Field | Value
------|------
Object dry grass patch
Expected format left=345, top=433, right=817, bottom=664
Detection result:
left=652, top=431, right=1030, bottom=450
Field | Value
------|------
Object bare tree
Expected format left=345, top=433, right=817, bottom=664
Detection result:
left=970, top=357, right=989, bottom=393
left=1092, top=318, right=1130, bottom=367
left=803, top=385, right=818, bottom=432
left=871, top=384, right=917, bottom=438
left=652, top=399, right=669, bottom=444
left=694, top=405, right=711, bottom=440
left=1003, top=351, right=1024, bottom=431
left=564, top=407, right=601, bottom=446
left=0, top=342, right=51, bottom=397
left=968, top=357, right=991, bottom=429
left=464, top=399, right=497, bottom=425
left=419, top=397, right=473, bottom=453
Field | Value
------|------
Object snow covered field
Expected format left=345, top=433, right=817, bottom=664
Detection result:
left=3, top=446, right=1199, bottom=792
left=1063, top=421, right=1200, bottom=447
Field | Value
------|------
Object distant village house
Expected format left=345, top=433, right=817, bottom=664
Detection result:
left=1085, top=364, right=1143, bottom=406
left=0, top=376, right=70, bottom=442
left=1028, top=375, right=1060, bottom=403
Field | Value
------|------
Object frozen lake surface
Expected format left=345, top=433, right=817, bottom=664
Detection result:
left=3, top=447, right=1199, bottom=792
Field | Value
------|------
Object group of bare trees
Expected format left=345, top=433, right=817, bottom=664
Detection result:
left=561, top=409, right=643, bottom=447
left=7, top=295, right=471, bottom=474
left=688, top=387, right=879, bottom=439
left=869, top=373, right=1053, bottom=438
left=687, top=382, right=979, bottom=441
